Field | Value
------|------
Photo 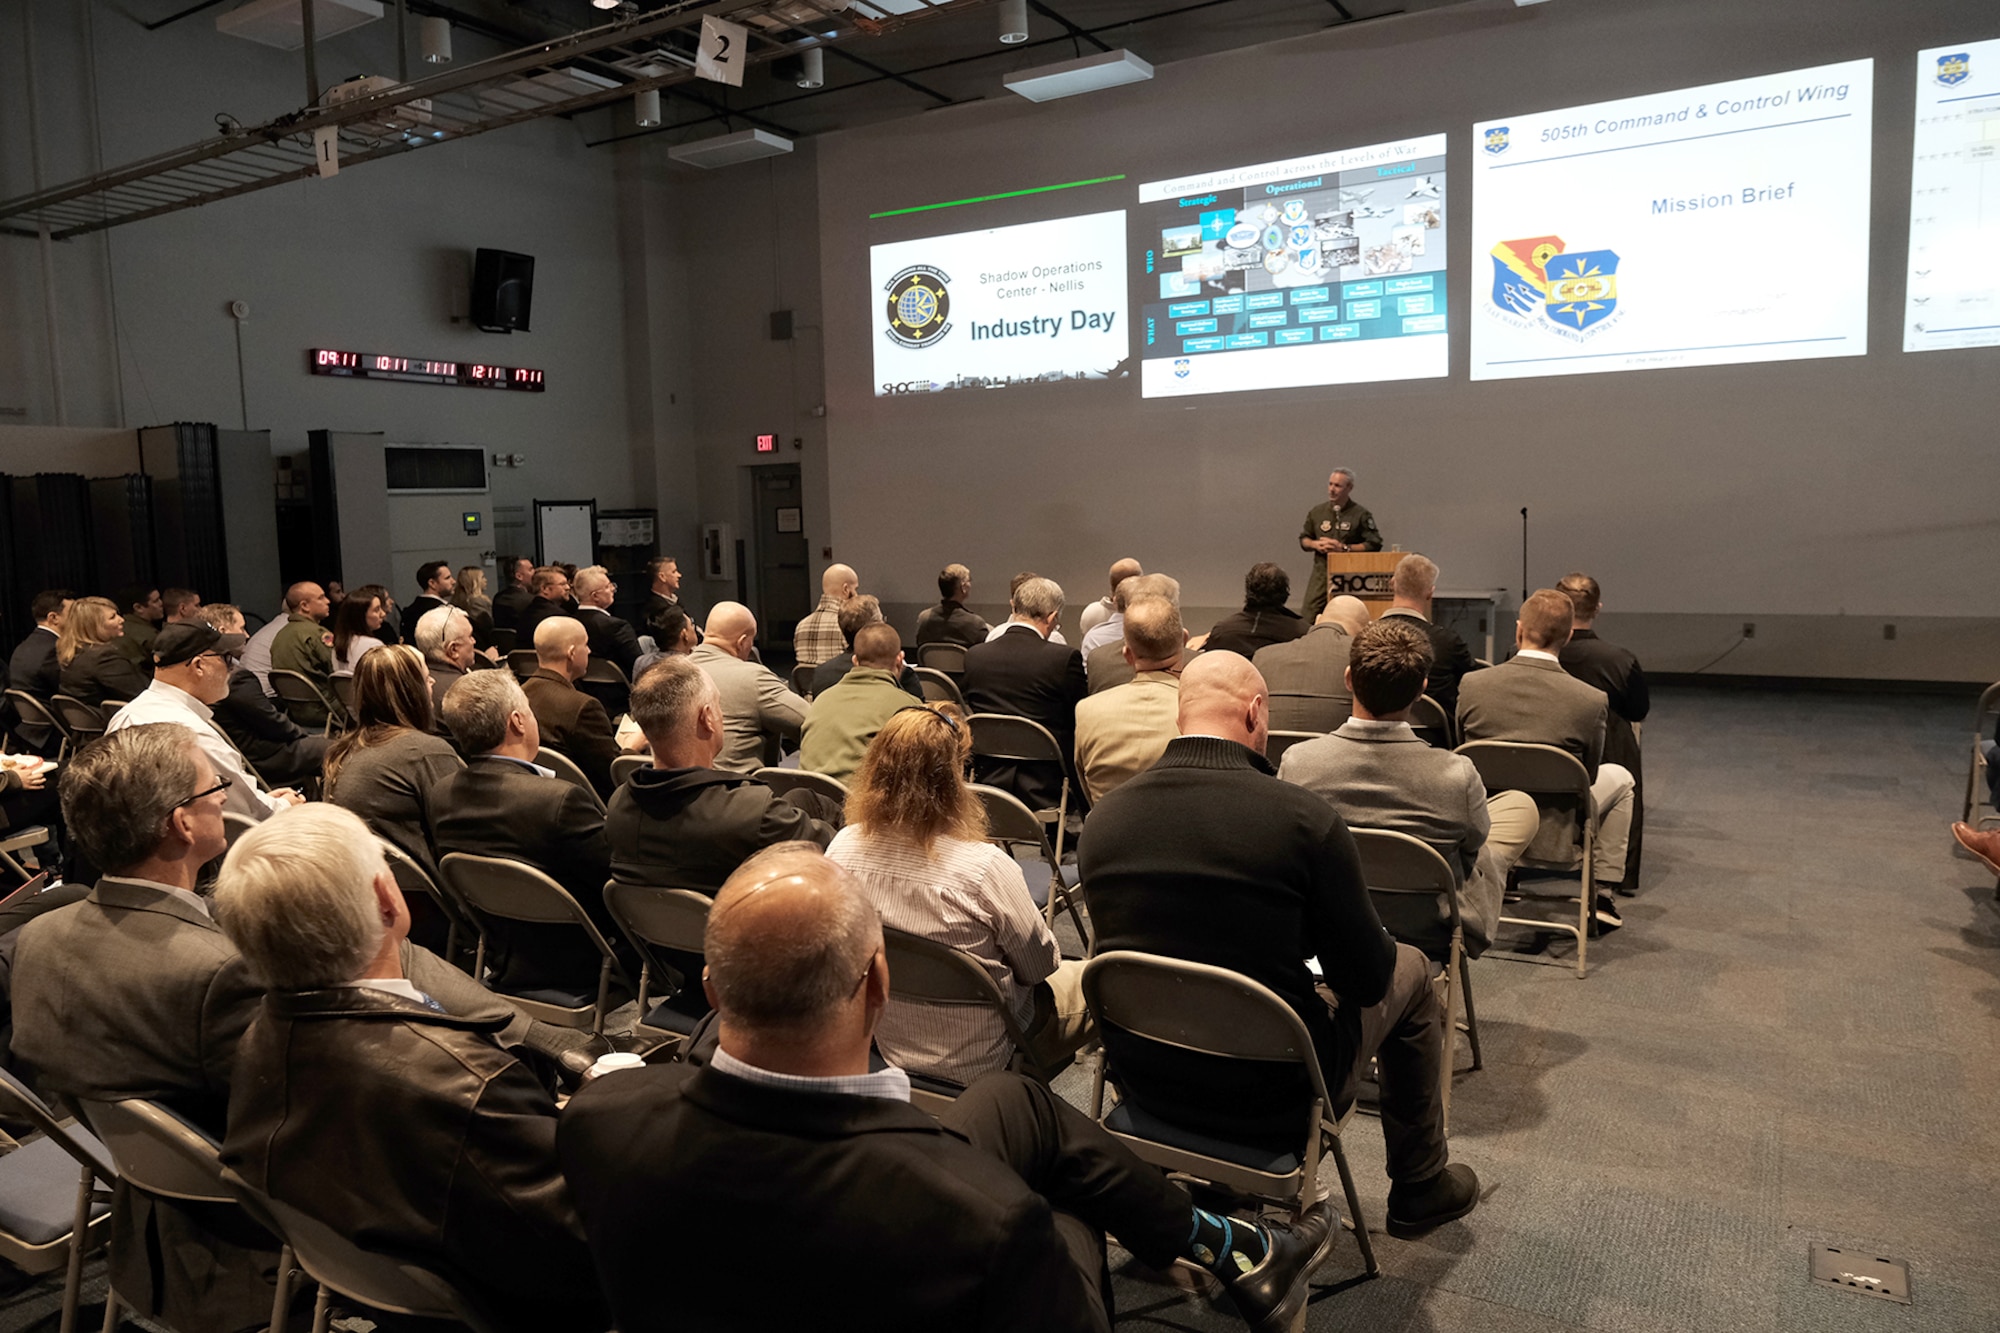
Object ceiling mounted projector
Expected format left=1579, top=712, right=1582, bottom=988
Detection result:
left=1004, top=49, right=1153, bottom=103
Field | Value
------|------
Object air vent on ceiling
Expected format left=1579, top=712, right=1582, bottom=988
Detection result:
left=668, top=129, right=795, bottom=170
left=478, top=67, right=621, bottom=114
left=216, top=0, right=384, bottom=51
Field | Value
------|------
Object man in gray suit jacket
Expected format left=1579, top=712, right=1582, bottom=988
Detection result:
left=1277, top=620, right=1538, bottom=956
left=689, top=601, right=809, bottom=774
left=1455, top=590, right=1635, bottom=921
left=11, top=723, right=595, bottom=1333
left=1252, top=596, right=1369, bottom=733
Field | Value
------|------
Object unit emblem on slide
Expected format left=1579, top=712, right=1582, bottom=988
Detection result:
left=1486, top=234, right=1623, bottom=340
left=1173, top=358, right=1191, bottom=379
left=1935, top=52, right=1969, bottom=87
left=1544, top=250, right=1620, bottom=330
left=883, top=265, right=952, bottom=349
left=1484, top=125, right=1510, bottom=155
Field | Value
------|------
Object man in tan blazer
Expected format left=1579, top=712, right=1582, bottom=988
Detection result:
left=1073, top=597, right=1186, bottom=804
left=1455, top=589, right=1635, bottom=923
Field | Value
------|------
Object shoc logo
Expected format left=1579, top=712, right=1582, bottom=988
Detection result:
left=880, top=381, right=936, bottom=395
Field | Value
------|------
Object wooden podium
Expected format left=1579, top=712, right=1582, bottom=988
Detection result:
left=1324, top=552, right=1406, bottom=618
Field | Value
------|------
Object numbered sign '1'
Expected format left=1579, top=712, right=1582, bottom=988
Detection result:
left=313, top=126, right=339, bottom=178
left=696, top=15, right=748, bottom=87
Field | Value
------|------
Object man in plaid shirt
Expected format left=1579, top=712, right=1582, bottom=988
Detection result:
left=793, top=563, right=858, bottom=667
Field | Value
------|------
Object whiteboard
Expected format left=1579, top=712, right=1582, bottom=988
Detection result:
left=535, top=500, right=597, bottom=567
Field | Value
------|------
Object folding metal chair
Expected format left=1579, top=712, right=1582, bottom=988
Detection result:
left=438, top=853, right=633, bottom=1033
left=753, top=766, right=848, bottom=809
left=219, top=1166, right=499, bottom=1333
left=80, top=1097, right=297, bottom=1333
left=1456, top=740, right=1595, bottom=978
left=1349, top=829, right=1481, bottom=1132
left=379, top=838, right=476, bottom=969
left=329, top=674, right=356, bottom=718
left=603, top=881, right=713, bottom=1050
left=1083, top=951, right=1378, bottom=1293
left=0, top=1068, right=118, bottom=1333
left=489, top=627, right=517, bottom=657
left=49, top=696, right=107, bottom=747
left=881, top=925, right=1066, bottom=1114
left=221, top=811, right=259, bottom=850
left=506, top=650, right=540, bottom=681
left=1267, top=693, right=1349, bottom=734
left=535, top=746, right=607, bottom=813
left=1408, top=694, right=1454, bottom=749
left=1963, top=679, right=2000, bottom=828
left=966, top=713, right=1074, bottom=862
left=911, top=666, right=964, bottom=708
left=916, top=642, right=967, bottom=677
left=268, top=670, right=342, bottom=735
left=970, top=782, right=1088, bottom=947
left=0, top=825, right=53, bottom=884
left=1264, top=730, right=1321, bottom=769
left=789, top=662, right=816, bottom=700
left=610, top=753, right=648, bottom=786
left=4, top=690, right=71, bottom=763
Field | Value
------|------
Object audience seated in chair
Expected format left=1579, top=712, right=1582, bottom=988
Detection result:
left=1277, top=619, right=1538, bottom=958
left=963, top=576, right=1087, bottom=813
left=237, top=581, right=318, bottom=697
left=632, top=603, right=699, bottom=682
left=10, top=725, right=570, bottom=1333
left=402, top=559, right=456, bottom=633
left=109, top=582, right=165, bottom=668
left=1201, top=562, right=1308, bottom=659
left=415, top=604, right=482, bottom=716
left=1077, top=557, right=1142, bottom=646
left=1380, top=554, right=1477, bottom=718
left=1086, top=573, right=1184, bottom=692
left=794, top=563, right=860, bottom=668
left=56, top=595, right=151, bottom=708
left=1251, top=594, right=1368, bottom=733
left=983, top=571, right=1069, bottom=645
left=828, top=703, right=1091, bottom=1085
left=516, top=565, right=576, bottom=646
left=433, top=670, right=618, bottom=994
left=1079, top=651, right=1481, bottom=1239
left=324, top=645, right=463, bottom=879
left=109, top=622, right=304, bottom=821
left=198, top=604, right=330, bottom=789
left=522, top=616, right=627, bottom=798
left=914, top=562, right=992, bottom=649
left=1456, top=588, right=1636, bottom=925
left=637, top=553, right=684, bottom=629
left=689, top=601, right=810, bottom=775
left=490, top=556, right=535, bottom=633
left=1557, top=571, right=1648, bottom=892
left=267, top=581, right=337, bottom=729
left=1074, top=596, right=1186, bottom=805
left=452, top=563, right=497, bottom=650
left=801, top=623, right=922, bottom=785
left=6, top=588, right=72, bottom=756
left=328, top=588, right=388, bottom=678
left=215, top=804, right=609, bottom=1333
left=558, top=843, right=1330, bottom=1333
left=572, top=564, right=642, bottom=710
left=810, top=594, right=924, bottom=699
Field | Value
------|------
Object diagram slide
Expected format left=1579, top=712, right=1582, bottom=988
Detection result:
left=1470, top=58, right=1873, bottom=381
left=1135, top=134, right=1448, bottom=399
left=870, top=210, right=1127, bottom=396
left=1907, top=40, right=2000, bottom=353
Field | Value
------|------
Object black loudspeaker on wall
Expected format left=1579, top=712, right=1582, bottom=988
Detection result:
left=471, top=248, right=535, bottom=333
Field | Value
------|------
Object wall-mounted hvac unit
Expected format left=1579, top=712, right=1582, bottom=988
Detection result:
left=217, top=0, right=383, bottom=51
left=384, top=444, right=488, bottom=494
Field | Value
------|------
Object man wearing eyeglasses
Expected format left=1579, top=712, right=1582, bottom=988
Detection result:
left=107, top=622, right=305, bottom=822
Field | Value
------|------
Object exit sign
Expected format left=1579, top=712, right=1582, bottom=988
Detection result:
left=755, top=433, right=778, bottom=454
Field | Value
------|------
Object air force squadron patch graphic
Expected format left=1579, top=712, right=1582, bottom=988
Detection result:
left=1483, top=126, right=1510, bottom=155
left=883, top=265, right=952, bottom=349
left=1936, top=52, right=1970, bottom=87
left=1486, top=234, right=1623, bottom=341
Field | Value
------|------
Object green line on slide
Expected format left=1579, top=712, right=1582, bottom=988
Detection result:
left=868, top=176, right=1127, bottom=219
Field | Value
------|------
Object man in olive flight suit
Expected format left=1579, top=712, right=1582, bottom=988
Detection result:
left=1300, top=467, right=1384, bottom=620
left=268, top=582, right=336, bottom=730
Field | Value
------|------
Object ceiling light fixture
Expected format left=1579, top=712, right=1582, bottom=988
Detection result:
left=1004, top=48, right=1153, bottom=102
left=634, top=89, right=661, bottom=126
left=591, top=0, right=620, bottom=10
left=998, top=0, right=1027, bottom=44
left=419, top=16, right=451, bottom=63
left=797, top=48, right=824, bottom=88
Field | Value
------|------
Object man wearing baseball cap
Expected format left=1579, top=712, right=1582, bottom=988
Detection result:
left=108, top=622, right=306, bottom=821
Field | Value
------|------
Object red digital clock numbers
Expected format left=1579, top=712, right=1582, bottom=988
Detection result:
left=307, top=348, right=545, bottom=392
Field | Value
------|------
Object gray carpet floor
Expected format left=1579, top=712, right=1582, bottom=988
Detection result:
left=1, top=684, right=1992, bottom=1332
left=1097, top=684, right=2000, bottom=1331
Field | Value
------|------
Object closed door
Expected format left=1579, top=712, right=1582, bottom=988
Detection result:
left=750, top=464, right=810, bottom=656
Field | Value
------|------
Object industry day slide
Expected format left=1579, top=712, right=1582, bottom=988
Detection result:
left=1906, top=38, right=2000, bottom=353
left=1470, top=58, right=1873, bottom=381
left=1135, top=134, right=1449, bottom=399
left=870, top=210, right=1128, bottom=396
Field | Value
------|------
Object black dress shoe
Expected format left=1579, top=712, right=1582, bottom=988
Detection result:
left=554, top=1034, right=616, bottom=1087
left=1223, top=1200, right=1334, bottom=1332
left=1385, top=1163, right=1479, bottom=1238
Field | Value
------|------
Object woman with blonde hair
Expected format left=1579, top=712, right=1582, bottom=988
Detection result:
left=324, top=645, right=461, bottom=881
left=56, top=595, right=151, bottom=706
left=451, top=565, right=497, bottom=651
left=827, top=702, right=1089, bottom=1086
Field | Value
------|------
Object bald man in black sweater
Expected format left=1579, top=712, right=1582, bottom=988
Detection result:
left=1080, top=651, right=1479, bottom=1239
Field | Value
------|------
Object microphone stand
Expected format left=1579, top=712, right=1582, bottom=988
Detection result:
left=1520, top=507, right=1529, bottom=601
